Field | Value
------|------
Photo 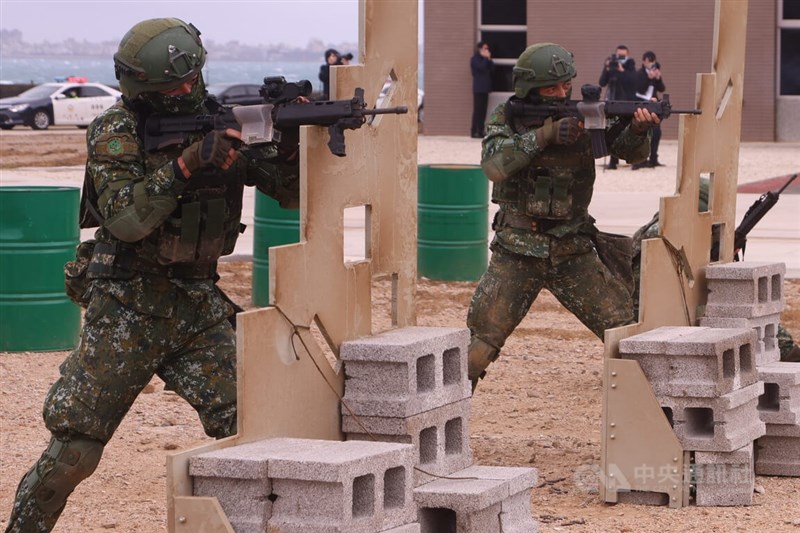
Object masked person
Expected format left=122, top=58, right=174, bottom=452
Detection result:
left=598, top=44, right=637, bottom=170
left=466, top=43, right=659, bottom=392
left=631, top=51, right=666, bottom=169
left=5, top=18, right=300, bottom=532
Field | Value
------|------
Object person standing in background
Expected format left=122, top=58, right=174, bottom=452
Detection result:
left=470, top=41, right=494, bottom=138
left=318, top=48, right=341, bottom=99
left=632, top=51, right=666, bottom=169
left=598, top=45, right=637, bottom=169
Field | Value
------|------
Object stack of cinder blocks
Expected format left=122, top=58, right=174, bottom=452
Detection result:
left=619, top=324, right=764, bottom=506
left=340, top=327, right=474, bottom=485
left=701, top=262, right=800, bottom=478
left=190, top=437, right=418, bottom=532
left=618, top=261, right=800, bottom=507
left=341, top=327, right=539, bottom=533
left=189, top=327, right=539, bottom=532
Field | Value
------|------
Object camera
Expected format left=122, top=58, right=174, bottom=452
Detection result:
left=647, top=62, right=662, bottom=71
left=260, top=76, right=312, bottom=104
left=607, top=53, right=627, bottom=69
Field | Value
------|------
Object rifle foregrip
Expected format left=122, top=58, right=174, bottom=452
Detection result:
left=327, top=125, right=346, bottom=157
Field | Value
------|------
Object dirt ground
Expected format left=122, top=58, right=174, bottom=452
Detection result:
left=1, top=130, right=799, bottom=532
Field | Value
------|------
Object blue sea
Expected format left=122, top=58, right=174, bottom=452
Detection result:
left=1, top=56, right=323, bottom=89
left=0, top=56, right=424, bottom=91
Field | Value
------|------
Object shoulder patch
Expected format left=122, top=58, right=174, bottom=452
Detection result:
left=94, top=132, right=139, bottom=160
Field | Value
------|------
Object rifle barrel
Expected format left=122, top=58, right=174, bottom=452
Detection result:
left=671, top=108, right=702, bottom=115
left=776, top=173, right=799, bottom=195
left=363, top=106, right=409, bottom=115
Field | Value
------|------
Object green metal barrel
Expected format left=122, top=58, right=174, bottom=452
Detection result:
left=0, top=186, right=81, bottom=351
left=418, top=164, right=489, bottom=281
left=252, top=191, right=300, bottom=306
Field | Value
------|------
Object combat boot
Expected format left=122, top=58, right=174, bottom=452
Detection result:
left=468, top=337, right=500, bottom=394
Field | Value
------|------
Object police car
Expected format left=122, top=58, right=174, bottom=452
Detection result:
left=0, top=81, right=122, bottom=130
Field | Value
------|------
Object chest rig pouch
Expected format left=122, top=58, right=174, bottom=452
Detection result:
left=155, top=169, right=245, bottom=265
left=494, top=107, right=593, bottom=221
left=520, top=167, right=573, bottom=220
left=493, top=143, right=589, bottom=221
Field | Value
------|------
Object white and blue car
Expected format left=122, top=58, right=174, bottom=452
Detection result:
left=0, top=82, right=121, bottom=130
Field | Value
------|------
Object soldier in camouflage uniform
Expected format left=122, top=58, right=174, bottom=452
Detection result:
left=5, top=19, right=300, bottom=533
left=467, top=43, right=660, bottom=391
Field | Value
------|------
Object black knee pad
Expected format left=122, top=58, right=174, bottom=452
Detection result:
left=29, top=436, right=104, bottom=514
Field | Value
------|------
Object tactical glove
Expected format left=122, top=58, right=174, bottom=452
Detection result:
left=536, top=116, right=581, bottom=147
left=180, top=131, right=235, bottom=174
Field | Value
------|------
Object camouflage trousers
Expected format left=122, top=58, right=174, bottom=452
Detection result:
left=467, top=243, right=635, bottom=356
left=5, top=277, right=237, bottom=533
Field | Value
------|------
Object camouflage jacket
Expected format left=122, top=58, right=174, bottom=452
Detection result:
left=79, top=99, right=300, bottom=315
left=482, top=100, right=650, bottom=259
left=84, top=99, right=299, bottom=264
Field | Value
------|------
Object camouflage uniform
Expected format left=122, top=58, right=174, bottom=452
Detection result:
left=5, top=85, right=299, bottom=533
left=467, top=99, right=650, bottom=385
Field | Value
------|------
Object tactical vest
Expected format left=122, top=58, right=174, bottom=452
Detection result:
left=491, top=136, right=596, bottom=221
left=145, top=164, right=245, bottom=265
left=80, top=98, right=245, bottom=279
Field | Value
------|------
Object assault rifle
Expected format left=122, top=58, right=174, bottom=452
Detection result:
left=144, top=76, right=408, bottom=156
left=506, top=83, right=702, bottom=158
left=734, top=173, right=798, bottom=260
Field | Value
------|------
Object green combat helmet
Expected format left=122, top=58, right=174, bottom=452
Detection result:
left=114, top=18, right=206, bottom=100
left=512, top=43, right=577, bottom=99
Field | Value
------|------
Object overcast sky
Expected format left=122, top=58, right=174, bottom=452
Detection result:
left=0, top=0, right=423, bottom=47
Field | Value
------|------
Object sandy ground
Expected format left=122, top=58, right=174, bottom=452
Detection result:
left=1, top=129, right=799, bottom=532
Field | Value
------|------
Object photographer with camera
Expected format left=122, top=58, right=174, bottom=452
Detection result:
left=598, top=45, right=637, bottom=169
left=632, top=51, right=666, bottom=169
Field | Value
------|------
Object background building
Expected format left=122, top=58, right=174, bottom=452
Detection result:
left=423, top=0, right=800, bottom=141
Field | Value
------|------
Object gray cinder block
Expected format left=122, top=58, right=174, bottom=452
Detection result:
left=694, top=442, right=755, bottom=506
left=757, top=362, right=800, bottom=425
left=618, top=326, right=702, bottom=356
left=379, top=524, right=421, bottom=532
left=267, top=440, right=416, bottom=533
left=343, top=399, right=473, bottom=486
left=705, top=262, right=785, bottom=319
left=620, top=326, right=758, bottom=398
left=190, top=438, right=332, bottom=529
left=699, top=314, right=781, bottom=366
left=341, top=327, right=471, bottom=417
left=414, top=465, right=539, bottom=533
left=755, top=434, right=800, bottom=477
left=661, top=381, right=766, bottom=452
left=190, top=438, right=330, bottom=479
left=764, top=421, right=800, bottom=438
left=192, top=477, right=269, bottom=531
